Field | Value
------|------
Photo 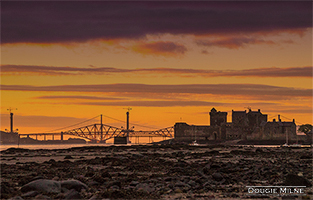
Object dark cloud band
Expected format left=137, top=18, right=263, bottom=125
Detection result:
left=1, top=83, right=311, bottom=98
left=1, top=65, right=312, bottom=78
left=2, top=1, right=312, bottom=44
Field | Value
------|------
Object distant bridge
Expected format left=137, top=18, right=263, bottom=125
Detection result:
left=24, top=113, right=174, bottom=143
left=25, top=124, right=174, bottom=142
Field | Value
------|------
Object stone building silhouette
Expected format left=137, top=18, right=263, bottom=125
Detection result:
left=174, top=107, right=297, bottom=141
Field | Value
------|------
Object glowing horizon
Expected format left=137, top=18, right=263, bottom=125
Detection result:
left=1, top=1, right=312, bottom=134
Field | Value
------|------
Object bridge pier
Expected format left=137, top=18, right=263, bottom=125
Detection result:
left=114, top=136, right=128, bottom=144
left=149, top=136, right=154, bottom=143
left=131, top=136, right=139, bottom=144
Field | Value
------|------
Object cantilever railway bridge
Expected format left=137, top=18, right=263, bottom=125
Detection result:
left=25, top=114, right=174, bottom=143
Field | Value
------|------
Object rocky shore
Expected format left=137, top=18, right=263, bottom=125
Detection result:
left=1, top=144, right=312, bottom=199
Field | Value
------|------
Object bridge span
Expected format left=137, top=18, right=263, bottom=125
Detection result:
left=24, top=124, right=174, bottom=143
left=23, top=113, right=174, bottom=143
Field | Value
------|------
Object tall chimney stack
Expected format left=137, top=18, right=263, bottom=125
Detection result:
left=10, top=112, right=13, bottom=133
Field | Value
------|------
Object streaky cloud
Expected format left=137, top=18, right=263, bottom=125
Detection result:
left=195, top=36, right=275, bottom=49
left=35, top=95, right=125, bottom=101
left=132, top=41, right=187, bottom=56
left=1, top=83, right=312, bottom=98
left=78, top=101, right=223, bottom=107
left=1, top=65, right=312, bottom=78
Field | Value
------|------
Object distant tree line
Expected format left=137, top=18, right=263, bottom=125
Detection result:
left=298, top=124, right=312, bottom=134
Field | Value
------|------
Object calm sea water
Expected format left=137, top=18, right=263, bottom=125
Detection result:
left=0, top=143, right=120, bottom=151
left=0, top=142, right=310, bottom=151
left=0, top=136, right=169, bottom=151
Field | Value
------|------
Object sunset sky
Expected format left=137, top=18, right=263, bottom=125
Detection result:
left=1, top=1, right=312, bottom=134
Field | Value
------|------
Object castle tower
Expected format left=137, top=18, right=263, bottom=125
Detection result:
left=209, top=107, right=227, bottom=126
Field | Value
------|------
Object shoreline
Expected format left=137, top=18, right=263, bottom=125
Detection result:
left=1, top=144, right=312, bottom=199
left=1, top=137, right=311, bottom=147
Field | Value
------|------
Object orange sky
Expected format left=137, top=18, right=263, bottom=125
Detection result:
left=1, top=1, right=312, bottom=134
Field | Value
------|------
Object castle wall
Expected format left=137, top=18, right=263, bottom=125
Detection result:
left=261, top=121, right=297, bottom=140
left=225, top=127, right=244, bottom=140
left=174, top=123, right=221, bottom=141
left=232, top=111, right=248, bottom=127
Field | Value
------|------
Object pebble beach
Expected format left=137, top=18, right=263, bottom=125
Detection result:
left=1, top=144, right=312, bottom=199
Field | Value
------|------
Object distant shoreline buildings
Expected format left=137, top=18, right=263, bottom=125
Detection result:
left=175, top=107, right=298, bottom=141
left=1, top=107, right=311, bottom=145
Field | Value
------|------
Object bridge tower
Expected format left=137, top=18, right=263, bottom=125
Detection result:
left=100, top=114, right=103, bottom=141
left=7, top=108, right=17, bottom=133
left=125, top=107, right=132, bottom=143
left=114, top=107, right=132, bottom=144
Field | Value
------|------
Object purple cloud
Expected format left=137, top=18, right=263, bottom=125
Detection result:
left=133, top=41, right=187, bottom=56
left=1, top=65, right=312, bottom=78
left=35, top=95, right=125, bottom=101
left=1, top=83, right=312, bottom=98
left=196, top=37, right=275, bottom=49
left=78, top=100, right=222, bottom=107
left=2, top=1, right=311, bottom=44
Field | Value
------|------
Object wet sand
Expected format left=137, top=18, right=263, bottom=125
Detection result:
left=1, top=144, right=312, bottom=199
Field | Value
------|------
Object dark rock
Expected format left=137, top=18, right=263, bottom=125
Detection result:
left=212, top=173, right=223, bottom=181
left=85, top=168, right=95, bottom=177
left=88, top=157, right=103, bottom=165
left=174, top=181, right=188, bottom=188
left=64, top=189, right=82, bottom=199
left=60, top=179, right=88, bottom=191
left=164, top=177, right=173, bottom=182
left=130, top=181, right=139, bottom=186
left=85, top=171, right=95, bottom=177
left=21, top=179, right=61, bottom=194
left=2, top=148, right=30, bottom=154
left=106, top=180, right=121, bottom=188
left=1, top=181, right=12, bottom=199
left=89, top=195, right=102, bottom=200
left=101, top=171, right=111, bottom=179
left=284, top=174, right=312, bottom=187
left=281, top=196, right=297, bottom=200
left=86, top=180, right=100, bottom=186
left=64, top=155, right=73, bottom=159
left=92, top=174, right=105, bottom=184
left=8, top=196, right=24, bottom=200
left=187, top=180, right=196, bottom=187
left=300, top=155, right=312, bottom=159
left=202, top=164, right=211, bottom=174
left=44, top=159, right=56, bottom=164
left=255, top=148, right=263, bottom=153
left=102, top=189, right=127, bottom=199
left=21, top=191, right=39, bottom=198
left=19, top=176, right=34, bottom=186
left=136, top=183, right=155, bottom=193
left=210, top=163, right=220, bottom=169
left=30, top=176, right=45, bottom=182
left=197, top=170, right=207, bottom=178
left=231, top=193, right=240, bottom=198
left=34, top=194, right=51, bottom=200
left=230, top=149, right=245, bottom=154
left=110, top=185, right=120, bottom=190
